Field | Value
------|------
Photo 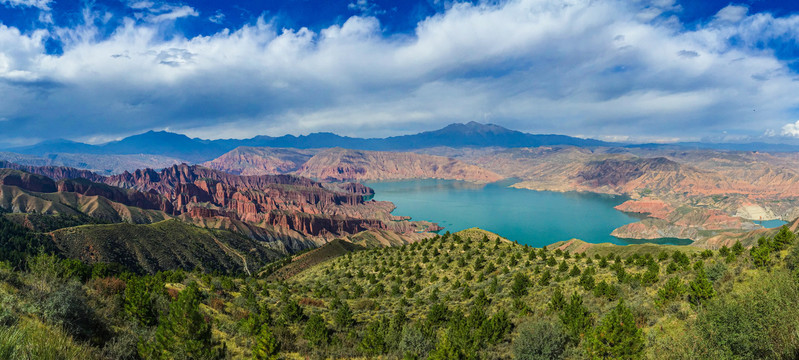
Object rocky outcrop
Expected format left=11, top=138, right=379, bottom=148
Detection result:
left=577, top=157, right=686, bottom=188
left=614, top=198, right=673, bottom=219
left=0, top=163, right=435, bottom=249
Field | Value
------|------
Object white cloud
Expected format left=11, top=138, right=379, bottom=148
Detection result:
left=782, top=121, right=799, bottom=137
left=144, top=5, right=198, bottom=22
left=0, top=0, right=52, bottom=10
left=348, top=0, right=385, bottom=16
left=209, top=10, right=225, bottom=24
left=1, top=0, right=799, bottom=144
left=125, top=1, right=199, bottom=23
left=714, top=5, right=748, bottom=23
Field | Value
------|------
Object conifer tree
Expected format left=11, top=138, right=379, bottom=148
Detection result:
left=688, top=268, right=715, bottom=306
left=429, top=330, right=465, bottom=360
left=124, top=277, right=156, bottom=326
left=559, top=293, right=592, bottom=340
left=139, top=282, right=224, bottom=360
left=549, top=288, right=566, bottom=311
left=586, top=300, right=644, bottom=359
left=303, top=314, right=329, bottom=346
left=334, top=301, right=355, bottom=329
left=511, top=273, right=531, bottom=298
left=251, top=326, right=280, bottom=360
left=773, top=226, right=796, bottom=250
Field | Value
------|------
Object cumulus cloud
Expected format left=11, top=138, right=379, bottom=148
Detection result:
left=1, top=0, right=799, bottom=146
left=0, top=0, right=51, bottom=10
left=782, top=121, right=799, bottom=137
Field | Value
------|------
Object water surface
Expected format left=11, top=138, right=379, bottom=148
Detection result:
left=758, top=219, right=788, bottom=228
left=366, top=179, right=691, bottom=247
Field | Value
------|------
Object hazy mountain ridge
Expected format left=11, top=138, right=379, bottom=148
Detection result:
left=4, top=122, right=612, bottom=162
left=9, top=122, right=799, bottom=167
left=0, top=152, right=185, bottom=175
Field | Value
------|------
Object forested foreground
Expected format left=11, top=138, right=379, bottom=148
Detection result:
left=2, top=214, right=799, bottom=359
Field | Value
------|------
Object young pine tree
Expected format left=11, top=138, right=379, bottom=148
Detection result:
left=688, top=268, right=715, bottom=306
left=251, top=326, right=280, bottom=360
left=559, top=293, right=592, bottom=340
left=586, top=300, right=644, bottom=359
left=139, top=282, right=225, bottom=360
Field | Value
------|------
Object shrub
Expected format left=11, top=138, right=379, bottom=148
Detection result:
left=400, top=323, right=434, bottom=359
left=694, top=270, right=799, bottom=358
left=513, top=321, right=568, bottom=360
left=41, top=281, right=108, bottom=344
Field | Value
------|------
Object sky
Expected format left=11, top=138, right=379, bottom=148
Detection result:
left=1, top=0, right=799, bottom=147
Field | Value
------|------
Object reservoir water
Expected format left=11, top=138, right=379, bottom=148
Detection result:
left=366, top=179, right=693, bottom=247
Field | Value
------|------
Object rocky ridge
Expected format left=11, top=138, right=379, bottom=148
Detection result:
left=0, top=163, right=438, bottom=252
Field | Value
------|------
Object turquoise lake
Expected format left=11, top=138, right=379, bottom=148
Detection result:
left=366, top=179, right=694, bottom=247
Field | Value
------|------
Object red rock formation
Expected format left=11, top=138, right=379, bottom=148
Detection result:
left=2, top=162, right=430, bottom=242
left=615, top=198, right=673, bottom=219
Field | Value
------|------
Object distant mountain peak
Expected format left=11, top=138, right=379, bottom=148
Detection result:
left=437, top=122, right=514, bottom=135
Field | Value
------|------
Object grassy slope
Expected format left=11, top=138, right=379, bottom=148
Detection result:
left=0, top=185, right=169, bottom=224
left=285, top=228, right=725, bottom=358
left=50, top=220, right=282, bottom=274
left=267, top=239, right=365, bottom=280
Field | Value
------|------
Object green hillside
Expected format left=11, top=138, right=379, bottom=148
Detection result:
left=50, top=219, right=282, bottom=274
left=1, top=222, right=799, bottom=359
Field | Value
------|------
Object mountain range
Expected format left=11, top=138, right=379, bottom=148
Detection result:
left=3, top=122, right=613, bottom=162
left=8, top=121, right=799, bottom=164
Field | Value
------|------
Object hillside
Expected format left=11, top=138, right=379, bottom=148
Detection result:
left=202, top=147, right=316, bottom=175
left=1, top=220, right=798, bottom=359
left=293, top=148, right=504, bottom=183
left=49, top=220, right=281, bottom=274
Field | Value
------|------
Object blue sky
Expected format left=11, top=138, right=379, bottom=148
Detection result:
left=1, top=0, right=799, bottom=146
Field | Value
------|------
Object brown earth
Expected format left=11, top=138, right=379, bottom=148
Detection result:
left=204, top=147, right=504, bottom=183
